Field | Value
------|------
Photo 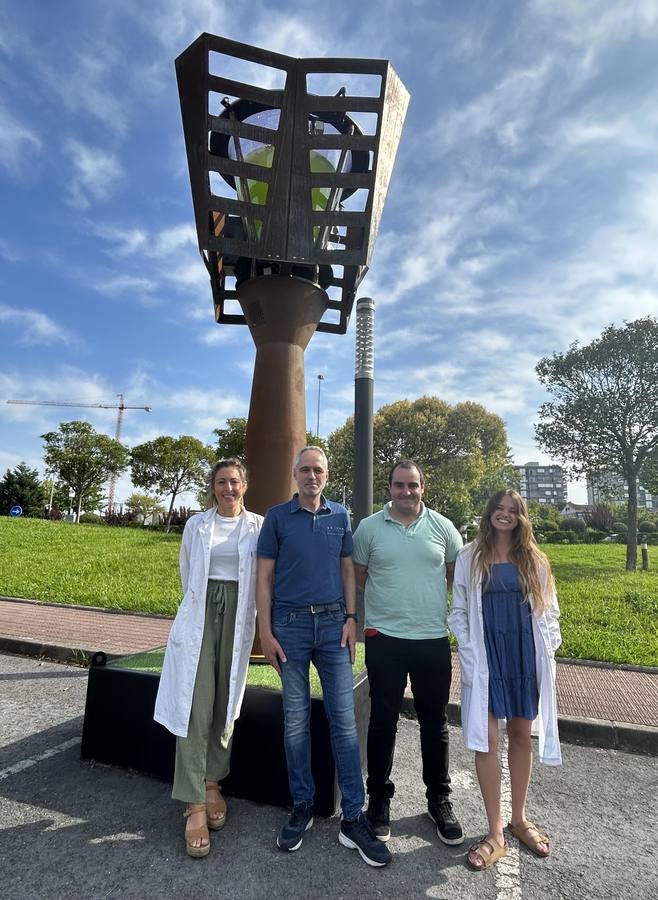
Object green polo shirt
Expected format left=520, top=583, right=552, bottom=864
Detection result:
left=352, top=502, right=462, bottom=640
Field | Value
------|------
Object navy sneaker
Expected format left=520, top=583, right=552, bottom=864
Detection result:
left=427, top=797, right=464, bottom=846
left=277, top=803, right=314, bottom=852
left=366, top=796, right=391, bottom=842
left=339, top=812, right=392, bottom=866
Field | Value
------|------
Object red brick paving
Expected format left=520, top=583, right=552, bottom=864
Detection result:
left=1, top=597, right=657, bottom=728
left=0, top=597, right=171, bottom=655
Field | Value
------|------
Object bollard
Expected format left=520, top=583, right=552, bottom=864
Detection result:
left=641, top=541, right=649, bottom=570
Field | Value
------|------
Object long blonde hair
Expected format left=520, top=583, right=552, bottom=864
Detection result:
left=472, top=489, right=554, bottom=615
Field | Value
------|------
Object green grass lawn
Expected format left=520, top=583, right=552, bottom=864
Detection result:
left=0, top=518, right=182, bottom=614
left=1, top=518, right=656, bottom=666
left=543, top=544, right=657, bottom=667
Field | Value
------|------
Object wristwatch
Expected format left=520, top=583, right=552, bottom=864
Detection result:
left=344, top=612, right=358, bottom=623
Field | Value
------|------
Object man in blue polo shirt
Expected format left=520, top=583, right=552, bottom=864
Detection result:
left=256, top=446, right=391, bottom=868
left=353, top=459, right=464, bottom=847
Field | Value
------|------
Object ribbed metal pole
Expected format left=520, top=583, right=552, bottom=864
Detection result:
left=353, top=296, right=375, bottom=530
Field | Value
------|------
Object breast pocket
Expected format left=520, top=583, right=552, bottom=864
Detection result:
left=323, top=525, right=345, bottom=555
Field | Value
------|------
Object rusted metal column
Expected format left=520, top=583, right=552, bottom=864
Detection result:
left=237, top=275, right=328, bottom=515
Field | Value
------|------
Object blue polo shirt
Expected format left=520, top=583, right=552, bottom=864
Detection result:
left=257, top=494, right=353, bottom=609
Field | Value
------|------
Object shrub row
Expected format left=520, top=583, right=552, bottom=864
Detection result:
left=540, top=531, right=658, bottom=546
left=540, top=529, right=606, bottom=544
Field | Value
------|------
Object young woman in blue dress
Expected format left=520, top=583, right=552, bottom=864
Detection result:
left=448, top=489, right=562, bottom=871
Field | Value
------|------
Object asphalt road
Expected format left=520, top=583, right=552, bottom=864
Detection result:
left=1, top=652, right=655, bottom=899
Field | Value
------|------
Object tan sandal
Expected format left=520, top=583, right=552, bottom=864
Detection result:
left=467, top=836, right=508, bottom=871
left=507, top=820, right=550, bottom=857
left=183, top=804, right=210, bottom=858
left=205, top=781, right=227, bottom=831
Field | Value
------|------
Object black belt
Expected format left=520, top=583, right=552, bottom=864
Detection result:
left=296, top=602, right=344, bottom=614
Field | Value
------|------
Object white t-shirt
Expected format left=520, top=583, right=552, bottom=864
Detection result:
left=208, top=513, right=242, bottom=580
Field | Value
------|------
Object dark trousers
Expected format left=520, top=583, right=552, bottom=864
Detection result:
left=365, top=631, right=452, bottom=801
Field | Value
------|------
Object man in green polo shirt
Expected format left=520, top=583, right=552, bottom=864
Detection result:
left=352, top=459, right=463, bottom=846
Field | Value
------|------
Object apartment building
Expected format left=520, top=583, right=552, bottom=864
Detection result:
left=516, top=461, right=567, bottom=505
left=586, top=472, right=658, bottom=511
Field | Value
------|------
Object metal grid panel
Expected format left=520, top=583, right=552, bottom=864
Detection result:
left=175, top=33, right=408, bottom=335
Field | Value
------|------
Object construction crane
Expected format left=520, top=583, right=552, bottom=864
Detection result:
left=6, top=394, right=152, bottom=513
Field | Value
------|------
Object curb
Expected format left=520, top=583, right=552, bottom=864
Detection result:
left=399, top=696, right=658, bottom=758
left=0, top=636, right=119, bottom=667
left=557, top=656, right=658, bottom=675
left=0, top=595, right=174, bottom=621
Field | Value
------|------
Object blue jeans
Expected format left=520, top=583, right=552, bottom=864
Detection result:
left=272, top=605, right=365, bottom=820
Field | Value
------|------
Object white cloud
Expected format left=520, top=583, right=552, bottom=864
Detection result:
left=122, top=0, right=230, bottom=51
left=92, top=274, right=159, bottom=300
left=95, top=222, right=197, bottom=259
left=63, top=138, right=124, bottom=209
left=0, top=238, right=22, bottom=263
left=0, top=104, right=42, bottom=177
left=34, top=42, right=131, bottom=137
left=199, top=327, right=241, bottom=346
left=0, top=304, right=77, bottom=347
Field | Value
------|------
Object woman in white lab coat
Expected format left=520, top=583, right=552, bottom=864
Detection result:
left=448, top=489, right=561, bottom=872
left=154, top=459, right=262, bottom=858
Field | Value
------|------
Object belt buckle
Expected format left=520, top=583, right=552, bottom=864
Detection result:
left=309, top=603, right=321, bottom=613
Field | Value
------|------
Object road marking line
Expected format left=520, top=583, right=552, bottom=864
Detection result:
left=0, top=737, right=80, bottom=781
left=90, top=832, right=145, bottom=844
left=496, top=734, right=522, bottom=899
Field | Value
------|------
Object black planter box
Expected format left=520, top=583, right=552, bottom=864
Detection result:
left=81, top=656, right=370, bottom=817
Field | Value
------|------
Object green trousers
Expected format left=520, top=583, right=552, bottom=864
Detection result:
left=172, top=579, right=239, bottom=804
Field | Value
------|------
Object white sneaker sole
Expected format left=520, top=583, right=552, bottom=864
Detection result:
left=277, top=817, right=313, bottom=852
left=338, top=831, right=391, bottom=866
left=427, top=811, right=464, bottom=846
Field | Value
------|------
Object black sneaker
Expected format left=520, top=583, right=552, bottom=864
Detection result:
left=277, top=803, right=314, bottom=852
left=339, top=812, right=393, bottom=867
left=366, top=796, right=391, bottom=842
left=427, top=797, right=464, bottom=846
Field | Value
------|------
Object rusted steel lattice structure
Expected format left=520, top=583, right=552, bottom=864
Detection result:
left=176, top=33, right=409, bottom=513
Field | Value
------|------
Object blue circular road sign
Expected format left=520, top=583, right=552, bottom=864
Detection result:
left=10, top=505, right=23, bottom=517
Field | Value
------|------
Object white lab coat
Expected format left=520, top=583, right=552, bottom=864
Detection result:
left=154, top=506, right=262, bottom=742
left=448, top=542, right=562, bottom=765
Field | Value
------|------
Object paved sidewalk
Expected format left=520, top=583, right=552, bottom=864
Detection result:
left=1, top=595, right=656, bottom=755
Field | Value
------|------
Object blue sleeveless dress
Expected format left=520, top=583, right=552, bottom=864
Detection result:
left=482, top=562, right=538, bottom=720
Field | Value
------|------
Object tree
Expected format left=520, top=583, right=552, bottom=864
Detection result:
left=469, top=462, right=521, bottom=515
left=131, top=435, right=214, bottom=531
left=125, top=492, right=166, bottom=524
left=213, top=417, right=248, bottom=460
left=42, top=421, right=129, bottom=522
left=641, top=448, right=658, bottom=496
left=213, top=417, right=326, bottom=463
left=0, top=462, right=46, bottom=517
left=527, top=501, right=562, bottom=532
left=535, top=317, right=658, bottom=570
left=559, top=516, right=586, bottom=534
left=586, top=503, right=615, bottom=533
left=326, top=396, right=509, bottom=525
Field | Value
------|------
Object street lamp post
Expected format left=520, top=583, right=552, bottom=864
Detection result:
left=352, top=296, right=375, bottom=529
left=316, top=373, right=325, bottom=438
left=175, top=33, right=409, bottom=514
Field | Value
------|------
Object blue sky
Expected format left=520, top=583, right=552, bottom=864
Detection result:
left=2, top=0, right=658, bottom=507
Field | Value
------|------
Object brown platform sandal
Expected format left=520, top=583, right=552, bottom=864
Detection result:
left=205, top=781, right=227, bottom=831
left=183, top=804, right=210, bottom=858
left=467, top=836, right=508, bottom=871
left=507, top=820, right=550, bottom=857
